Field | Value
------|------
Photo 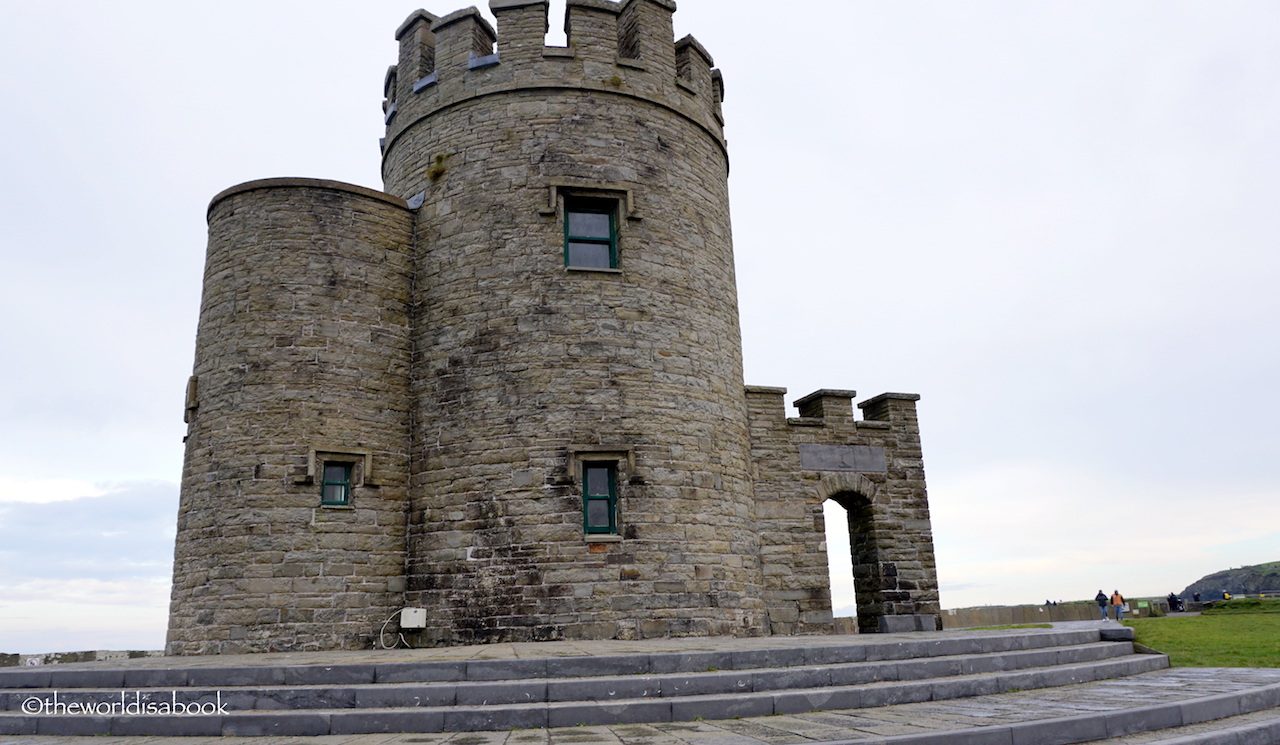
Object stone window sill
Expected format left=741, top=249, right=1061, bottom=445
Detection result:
left=567, top=266, right=623, bottom=274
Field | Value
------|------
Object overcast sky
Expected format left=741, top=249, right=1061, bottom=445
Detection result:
left=2, top=1, right=1277, bottom=653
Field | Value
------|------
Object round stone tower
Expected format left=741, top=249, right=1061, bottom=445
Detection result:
left=166, top=180, right=416, bottom=654
left=382, top=0, right=765, bottom=643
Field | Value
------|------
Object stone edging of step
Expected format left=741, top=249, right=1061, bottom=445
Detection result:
left=807, top=681, right=1280, bottom=745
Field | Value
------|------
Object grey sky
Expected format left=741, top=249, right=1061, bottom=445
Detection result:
left=1, top=1, right=1277, bottom=652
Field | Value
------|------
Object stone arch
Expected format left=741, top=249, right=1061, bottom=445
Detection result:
left=814, top=472, right=880, bottom=507
left=816, top=474, right=890, bottom=634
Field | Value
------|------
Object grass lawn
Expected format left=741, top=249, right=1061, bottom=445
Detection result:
left=1124, top=613, right=1280, bottom=667
left=1201, top=597, right=1280, bottom=614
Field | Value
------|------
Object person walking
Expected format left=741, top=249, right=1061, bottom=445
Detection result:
left=1111, top=590, right=1125, bottom=621
left=1095, top=590, right=1108, bottom=620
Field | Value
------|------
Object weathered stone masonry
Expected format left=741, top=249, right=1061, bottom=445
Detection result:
left=748, top=389, right=940, bottom=635
left=167, top=0, right=941, bottom=655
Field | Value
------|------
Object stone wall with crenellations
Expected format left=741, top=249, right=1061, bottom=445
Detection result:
left=381, top=0, right=723, bottom=206
left=746, top=388, right=941, bottom=635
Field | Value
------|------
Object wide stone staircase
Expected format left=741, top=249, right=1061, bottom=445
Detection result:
left=1, top=626, right=1277, bottom=743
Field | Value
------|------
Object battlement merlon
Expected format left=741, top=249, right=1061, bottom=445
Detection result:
left=396, top=10, right=440, bottom=98
left=794, top=389, right=858, bottom=421
left=382, top=2, right=725, bottom=170
left=858, top=392, right=922, bottom=423
left=492, top=0, right=551, bottom=67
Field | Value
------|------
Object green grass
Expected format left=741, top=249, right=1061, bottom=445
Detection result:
left=1124, top=614, right=1280, bottom=667
left=1201, top=597, right=1280, bottom=615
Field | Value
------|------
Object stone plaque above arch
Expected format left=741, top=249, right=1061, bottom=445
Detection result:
left=799, top=444, right=887, bottom=473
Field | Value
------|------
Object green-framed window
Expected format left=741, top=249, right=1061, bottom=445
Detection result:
left=564, top=198, right=617, bottom=269
left=582, top=462, right=617, bottom=534
left=321, top=462, right=352, bottom=506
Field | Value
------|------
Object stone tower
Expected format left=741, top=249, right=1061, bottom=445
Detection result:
left=383, top=1, right=764, bottom=644
left=167, top=0, right=941, bottom=655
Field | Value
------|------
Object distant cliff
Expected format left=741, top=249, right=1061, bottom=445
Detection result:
left=1182, top=561, right=1280, bottom=600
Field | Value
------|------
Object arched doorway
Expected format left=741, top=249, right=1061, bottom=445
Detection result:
left=823, top=489, right=882, bottom=634
left=822, top=499, right=856, bottom=621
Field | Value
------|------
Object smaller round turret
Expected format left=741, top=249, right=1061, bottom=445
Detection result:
left=167, top=179, right=415, bottom=654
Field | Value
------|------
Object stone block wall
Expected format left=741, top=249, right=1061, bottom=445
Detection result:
left=747, top=387, right=941, bottom=636
left=941, top=603, right=1121, bottom=629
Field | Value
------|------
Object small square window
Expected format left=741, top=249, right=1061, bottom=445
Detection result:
left=321, top=462, right=352, bottom=506
left=565, top=198, right=617, bottom=269
left=582, top=462, right=617, bottom=534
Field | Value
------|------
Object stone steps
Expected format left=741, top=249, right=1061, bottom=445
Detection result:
left=1085, top=709, right=1280, bottom=745
left=0, top=628, right=1171, bottom=738
left=0, top=641, right=1135, bottom=711
left=853, top=684, right=1280, bottom=745
left=0, top=628, right=1109, bottom=690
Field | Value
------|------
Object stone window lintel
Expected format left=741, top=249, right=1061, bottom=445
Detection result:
left=567, top=445, right=635, bottom=482
left=294, top=447, right=379, bottom=487
left=540, top=182, right=641, bottom=221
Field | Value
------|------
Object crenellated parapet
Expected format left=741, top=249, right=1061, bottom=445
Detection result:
left=381, top=1, right=725, bottom=196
